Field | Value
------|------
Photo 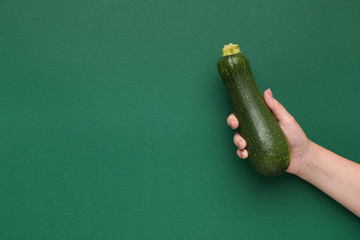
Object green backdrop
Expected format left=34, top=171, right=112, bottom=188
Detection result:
left=1, top=0, right=359, bottom=239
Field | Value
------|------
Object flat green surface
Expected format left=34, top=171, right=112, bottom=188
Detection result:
left=1, top=0, right=359, bottom=239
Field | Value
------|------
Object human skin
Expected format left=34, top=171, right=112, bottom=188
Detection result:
left=227, top=88, right=360, bottom=217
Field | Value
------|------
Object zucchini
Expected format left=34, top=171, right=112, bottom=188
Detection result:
left=217, top=43, right=290, bottom=176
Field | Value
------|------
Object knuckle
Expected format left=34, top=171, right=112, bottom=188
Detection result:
left=284, top=114, right=296, bottom=124
left=236, top=149, right=243, bottom=159
left=233, top=132, right=240, bottom=144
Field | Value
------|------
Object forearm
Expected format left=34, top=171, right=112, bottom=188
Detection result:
left=295, top=141, right=360, bottom=217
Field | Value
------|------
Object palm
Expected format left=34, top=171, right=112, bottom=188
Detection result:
left=277, top=117, right=312, bottom=174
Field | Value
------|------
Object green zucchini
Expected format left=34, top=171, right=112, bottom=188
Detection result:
left=217, top=43, right=290, bottom=176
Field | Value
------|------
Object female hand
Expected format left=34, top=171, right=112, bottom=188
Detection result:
left=227, top=88, right=313, bottom=175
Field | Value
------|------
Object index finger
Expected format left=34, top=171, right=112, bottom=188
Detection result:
left=227, top=113, right=239, bottom=129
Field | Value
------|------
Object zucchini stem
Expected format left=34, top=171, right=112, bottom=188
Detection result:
left=222, top=43, right=241, bottom=56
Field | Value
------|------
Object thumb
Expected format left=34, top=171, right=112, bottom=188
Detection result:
left=264, top=88, right=294, bottom=124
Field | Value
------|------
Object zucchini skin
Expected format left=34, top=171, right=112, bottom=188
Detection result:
left=218, top=52, right=290, bottom=176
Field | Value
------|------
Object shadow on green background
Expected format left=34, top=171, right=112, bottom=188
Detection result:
left=1, top=0, right=359, bottom=239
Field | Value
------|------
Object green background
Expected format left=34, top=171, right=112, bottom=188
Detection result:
left=1, top=0, right=359, bottom=239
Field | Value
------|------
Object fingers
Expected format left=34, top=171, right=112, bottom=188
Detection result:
left=237, top=149, right=248, bottom=159
left=233, top=131, right=246, bottom=150
left=233, top=131, right=248, bottom=159
left=264, top=88, right=295, bottom=125
left=227, top=113, right=239, bottom=129
left=227, top=115, right=248, bottom=159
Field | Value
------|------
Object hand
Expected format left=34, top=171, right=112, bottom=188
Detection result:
left=227, top=88, right=314, bottom=175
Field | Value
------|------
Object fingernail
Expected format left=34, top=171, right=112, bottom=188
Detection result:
left=268, top=88, right=273, bottom=98
left=238, top=141, right=243, bottom=149
left=230, top=120, right=235, bottom=128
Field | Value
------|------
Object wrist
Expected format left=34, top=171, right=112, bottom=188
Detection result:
left=293, top=140, right=318, bottom=179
